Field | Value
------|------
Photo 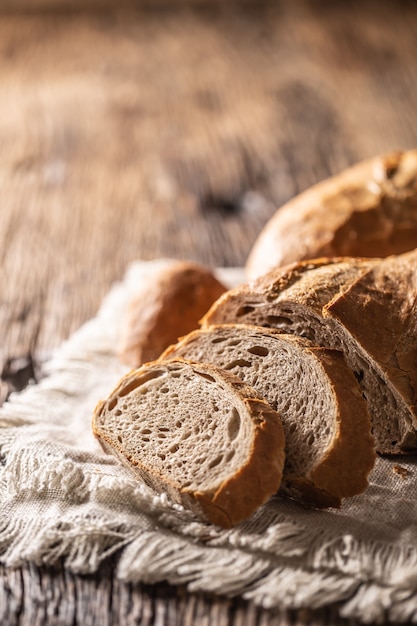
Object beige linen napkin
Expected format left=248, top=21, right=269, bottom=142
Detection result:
left=1, top=260, right=417, bottom=624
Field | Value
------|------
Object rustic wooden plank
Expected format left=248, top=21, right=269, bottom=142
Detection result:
left=0, top=562, right=370, bottom=626
left=0, top=0, right=416, bottom=373
left=0, top=4, right=414, bottom=363
left=1, top=1, right=417, bottom=624
left=0, top=0, right=243, bottom=12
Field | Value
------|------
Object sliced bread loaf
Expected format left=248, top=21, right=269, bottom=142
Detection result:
left=161, top=325, right=375, bottom=507
left=93, top=359, right=285, bottom=528
left=202, top=254, right=417, bottom=454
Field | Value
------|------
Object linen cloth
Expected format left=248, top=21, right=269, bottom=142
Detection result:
left=1, top=260, right=417, bottom=623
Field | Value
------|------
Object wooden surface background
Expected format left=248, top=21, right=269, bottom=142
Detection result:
left=1, top=1, right=417, bottom=624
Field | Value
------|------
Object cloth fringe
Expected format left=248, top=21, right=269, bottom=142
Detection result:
left=1, top=261, right=417, bottom=623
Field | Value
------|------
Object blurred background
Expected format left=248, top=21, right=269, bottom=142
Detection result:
left=1, top=3, right=416, bottom=621
left=0, top=0, right=417, bottom=370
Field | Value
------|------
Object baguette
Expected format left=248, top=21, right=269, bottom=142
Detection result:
left=246, top=150, right=417, bottom=279
left=93, top=359, right=285, bottom=528
left=162, top=324, right=375, bottom=507
left=203, top=253, right=417, bottom=454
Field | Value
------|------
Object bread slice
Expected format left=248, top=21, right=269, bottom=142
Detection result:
left=118, top=260, right=227, bottom=368
left=93, top=359, right=285, bottom=528
left=202, top=254, right=417, bottom=454
left=246, top=149, right=417, bottom=280
left=161, top=325, right=375, bottom=507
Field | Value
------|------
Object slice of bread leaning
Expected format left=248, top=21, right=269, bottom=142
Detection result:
left=202, top=253, right=417, bottom=454
left=93, top=359, right=285, bottom=528
left=161, top=325, right=375, bottom=508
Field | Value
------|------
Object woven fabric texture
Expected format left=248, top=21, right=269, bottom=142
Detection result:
left=1, top=260, right=417, bottom=623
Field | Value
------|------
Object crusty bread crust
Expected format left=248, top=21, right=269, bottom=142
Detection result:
left=119, top=260, right=226, bottom=368
left=93, top=359, right=285, bottom=528
left=325, top=250, right=417, bottom=449
left=294, top=346, right=375, bottom=504
left=249, top=257, right=378, bottom=316
left=246, top=150, right=417, bottom=279
left=202, top=257, right=376, bottom=331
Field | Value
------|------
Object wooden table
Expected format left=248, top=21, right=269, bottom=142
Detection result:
left=1, top=1, right=417, bottom=623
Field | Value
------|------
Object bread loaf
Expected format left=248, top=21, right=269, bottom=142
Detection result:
left=161, top=324, right=375, bottom=507
left=246, top=150, right=417, bottom=280
left=118, top=260, right=227, bottom=368
left=203, top=253, right=417, bottom=454
left=93, top=359, right=285, bottom=528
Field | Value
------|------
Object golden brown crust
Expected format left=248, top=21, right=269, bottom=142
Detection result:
left=93, top=359, right=285, bottom=528
left=246, top=150, right=417, bottom=280
left=304, top=347, right=376, bottom=501
left=118, top=260, right=227, bottom=368
left=325, top=249, right=417, bottom=439
left=202, top=257, right=376, bottom=328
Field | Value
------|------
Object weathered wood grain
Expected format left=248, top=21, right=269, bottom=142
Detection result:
left=1, top=0, right=248, bottom=11
left=1, top=1, right=417, bottom=624
left=0, top=561, right=362, bottom=626
left=1, top=1, right=417, bottom=370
